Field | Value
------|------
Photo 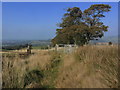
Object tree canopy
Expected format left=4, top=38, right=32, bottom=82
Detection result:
left=52, top=4, right=111, bottom=46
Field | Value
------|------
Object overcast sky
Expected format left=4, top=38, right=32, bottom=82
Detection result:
left=2, top=2, right=118, bottom=40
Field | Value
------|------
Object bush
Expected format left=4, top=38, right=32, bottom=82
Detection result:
left=24, top=69, right=44, bottom=87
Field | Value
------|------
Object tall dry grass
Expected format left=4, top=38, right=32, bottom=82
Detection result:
left=2, top=50, right=54, bottom=88
left=2, top=45, right=119, bottom=88
left=55, top=45, right=118, bottom=88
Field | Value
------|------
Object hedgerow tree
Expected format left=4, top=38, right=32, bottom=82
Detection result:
left=52, top=4, right=111, bottom=46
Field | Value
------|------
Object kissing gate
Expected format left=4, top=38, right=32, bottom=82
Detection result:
left=55, top=44, right=78, bottom=53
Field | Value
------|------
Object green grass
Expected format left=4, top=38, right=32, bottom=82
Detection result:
left=2, top=48, right=12, bottom=51
left=32, top=46, right=42, bottom=49
left=32, top=46, right=48, bottom=49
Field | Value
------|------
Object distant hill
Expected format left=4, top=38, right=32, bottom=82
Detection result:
left=90, top=36, right=118, bottom=44
left=2, top=36, right=119, bottom=47
left=2, top=40, right=51, bottom=47
left=30, top=40, right=51, bottom=46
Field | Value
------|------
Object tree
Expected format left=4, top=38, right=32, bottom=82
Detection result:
left=52, top=4, right=111, bottom=46
left=83, top=4, right=111, bottom=42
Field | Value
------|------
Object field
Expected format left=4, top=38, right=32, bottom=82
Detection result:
left=2, top=45, right=118, bottom=88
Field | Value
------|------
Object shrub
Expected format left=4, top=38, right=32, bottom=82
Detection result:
left=24, top=69, right=44, bottom=87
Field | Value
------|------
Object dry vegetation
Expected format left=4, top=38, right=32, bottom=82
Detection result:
left=2, top=45, right=118, bottom=88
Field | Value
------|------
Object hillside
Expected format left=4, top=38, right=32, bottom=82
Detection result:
left=2, top=45, right=118, bottom=88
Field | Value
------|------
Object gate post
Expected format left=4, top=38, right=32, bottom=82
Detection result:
left=27, top=44, right=32, bottom=54
left=55, top=44, right=58, bottom=51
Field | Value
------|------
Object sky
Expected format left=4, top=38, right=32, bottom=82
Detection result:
left=2, top=2, right=118, bottom=40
